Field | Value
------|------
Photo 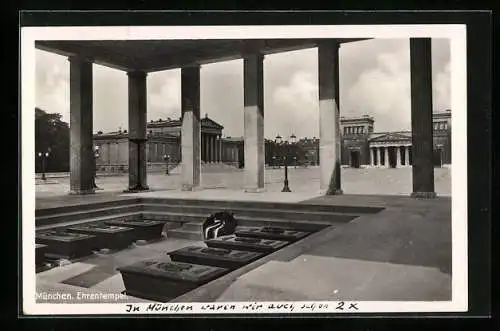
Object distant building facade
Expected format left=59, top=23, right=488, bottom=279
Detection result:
left=94, top=110, right=451, bottom=172
left=94, top=114, right=242, bottom=173
left=339, top=109, right=452, bottom=168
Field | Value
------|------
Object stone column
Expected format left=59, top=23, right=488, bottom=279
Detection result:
left=318, top=41, right=342, bottom=194
left=405, top=145, right=410, bottom=166
left=68, top=56, right=94, bottom=195
left=126, top=71, right=149, bottom=191
left=396, top=145, right=402, bottom=167
left=217, top=135, right=222, bottom=162
left=180, top=65, right=201, bottom=191
left=115, top=142, right=120, bottom=168
left=210, top=135, right=215, bottom=163
left=410, top=38, right=436, bottom=198
left=243, top=52, right=265, bottom=192
left=204, top=133, right=210, bottom=163
left=384, top=147, right=389, bottom=168
left=377, top=147, right=382, bottom=168
left=201, top=133, right=205, bottom=162
left=370, top=148, right=375, bottom=166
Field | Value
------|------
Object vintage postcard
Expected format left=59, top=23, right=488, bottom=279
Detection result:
left=21, top=20, right=468, bottom=315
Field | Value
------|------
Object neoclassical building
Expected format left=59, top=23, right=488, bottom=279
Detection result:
left=339, top=109, right=451, bottom=168
left=297, top=110, right=451, bottom=168
left=94, top=114, right=242, bottom=172
left=95, top=110, right=451, bottom=172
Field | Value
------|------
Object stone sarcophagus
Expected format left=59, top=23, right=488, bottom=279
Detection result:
left=35, top=230, right=97, bottom=259
left=234, top=226, right=311, bottom=242
left=66, top=223, right=135, bottom=250
left=35, top=244, right=48, bottom=266
left=118, top=258, right=228, bottom=302
left=205, top=235, right=288, bottom=253
left=168, top=246, right=264, bottom=269
left=103, top=219, right=165, bottom=242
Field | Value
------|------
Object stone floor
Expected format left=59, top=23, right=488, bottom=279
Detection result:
left=32, top=193, right=453, bottom=304
left=30, top=167, right=454, bottom=306
left=35, top=166, right=451, bottom=199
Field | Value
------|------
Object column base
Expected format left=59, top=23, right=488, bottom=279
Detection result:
left=244, top=187, right=266, bottom=193
left=181, top=184, right=203, bottom=192
left=410, top=191, right=437, bottom=199
left=323, top=188, right=343, bottom=196
left=69, top=188, right=96, bottom=195
left=123, top=185, right=150, bottom=193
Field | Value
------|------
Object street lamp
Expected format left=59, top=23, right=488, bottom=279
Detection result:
left=290, top=134, right=297, bottom=169
left=93, top=145, right=101, bottom=189
left=275, top=133, right=292, bottom=193
left=37, top=151, right=50, bottom=180
left=163, top=154, right=171, bottom=175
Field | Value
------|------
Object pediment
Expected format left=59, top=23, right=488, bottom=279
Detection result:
left=201, top=117, right=224, bottom=129
left=369, top=132, right=411, bottom=142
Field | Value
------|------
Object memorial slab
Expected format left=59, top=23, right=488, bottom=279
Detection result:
left=103, top=219, right=165, bottom=242
left=118, top=258, right=228, bottom=302
left=36, top=230, right=97, bottom=259
left=36, top=244, right=48, bottom=266
left=168, top=245, right=264, bottom=269
left=66, top=223, right=135, bottom=250
left=235, top=226, right=311, bottom=242
left=205, top=235, right=288, bottom=253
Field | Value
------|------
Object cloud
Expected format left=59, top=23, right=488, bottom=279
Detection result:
left=35, top=39, right=451, bottom=139
left=35, top=51, right=69, bottom=123
left=147, top=70, right=181, bottom=122
left=271, top=71, right=319, bottom=139
left=345, top=46, right=412, bottom=132
left=433, top=61, right=451, bottom=111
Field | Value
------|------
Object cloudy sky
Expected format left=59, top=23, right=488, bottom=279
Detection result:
left=35, top=38, right=450, bottom=139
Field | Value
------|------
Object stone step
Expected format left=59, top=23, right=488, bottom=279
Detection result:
left=35, top=211, right=143, bottom=231
left=181, top=217, right=331, bottom=232
left=142, top=203, right=358, bottom=223
left=166, top=228, right=204, bottom=241
left=141, top=211, right=206, bottom=224
left=140, top=198, right=382, bottom=214
left=36, top=198, right=141, bottom=217
left=182, top=221, right=205, bottom=231
left=35, top=204, right=144, bottom=227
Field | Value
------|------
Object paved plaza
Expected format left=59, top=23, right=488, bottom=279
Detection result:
left=33, top=166, right=452, bottom=303
left=35, top=166, right=451, bottom=199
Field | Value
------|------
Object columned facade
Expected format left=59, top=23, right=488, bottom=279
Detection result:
left=68, top=56, right=95, bottom=195
left=243, top=51, right=265, bottom=192
left=369, top=142, right=412, bottom=168
left=318, top=41, right=342, bottom=194
left=410, top=38, right=436, bottom=198
left=126, top=71, right=149, bottom=192
left=180, top=65, right=202, bottom=191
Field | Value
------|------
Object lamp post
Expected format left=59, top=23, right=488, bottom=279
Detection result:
left=163, top=154, right=171, bottom=175
left=37, top=151, right=50, bottom=180
left=92, top=145, right=101, bottom=189
left=276, top=134, right=293, bottom=192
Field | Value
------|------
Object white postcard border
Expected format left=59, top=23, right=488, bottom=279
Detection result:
left=21, top=24, right=468, bottom=315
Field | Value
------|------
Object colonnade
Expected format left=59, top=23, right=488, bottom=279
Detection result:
left=63, top=37, right=437, bottom=198
left=369, top=145, right=412, bottom=167
left=201, top=133, right=223, bottom=163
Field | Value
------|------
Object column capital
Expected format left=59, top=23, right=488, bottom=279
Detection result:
left=241, top=41, right=265, bottom=59
left=182, top=63, right=201, bottom=69
left=127, top=70, right=148, bottom=79
left=316, top=39, right=341, bottom=50
left=67, top=55, right=94, bottom=64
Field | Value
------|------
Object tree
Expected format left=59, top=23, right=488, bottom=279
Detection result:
left=35, top=107, right=70, bottom=173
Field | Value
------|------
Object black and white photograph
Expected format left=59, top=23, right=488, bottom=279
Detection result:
left=20, top=15, right=474, bottom=315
